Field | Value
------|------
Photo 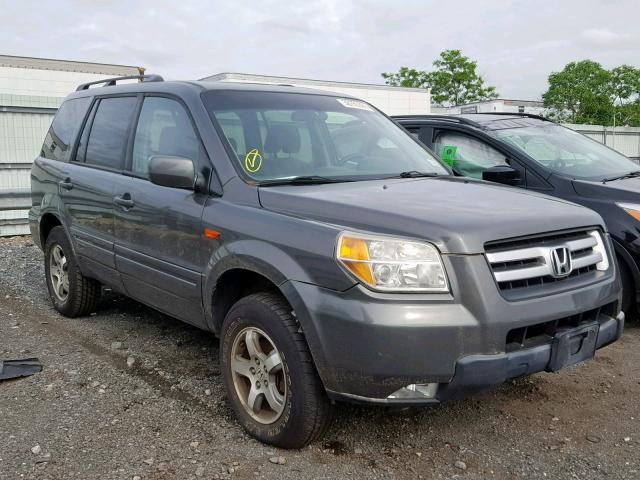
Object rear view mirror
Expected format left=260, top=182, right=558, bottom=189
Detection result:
left=482, top=165, right=521, bottom=186
left=149, top=155, right=195, bottom=190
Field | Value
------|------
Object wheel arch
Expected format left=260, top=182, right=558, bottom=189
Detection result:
left=207, top=266, right=287, bottom=335
left=202, top=237, right=343, bottom=334
left=611, top=237, right=640, bottom=302
left=39, top=212, right=63, bottom=247
left=205, top=262, right=334, bottom=398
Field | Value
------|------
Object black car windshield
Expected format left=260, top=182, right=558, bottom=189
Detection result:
left=488, top=123, right=639, bottom=181
left=202, top=90, right=448, bottom=182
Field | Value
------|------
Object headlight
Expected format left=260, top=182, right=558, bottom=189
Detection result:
left=617, top=202, right=640, bottom=221
left=336, top=232, right=449, bottom=292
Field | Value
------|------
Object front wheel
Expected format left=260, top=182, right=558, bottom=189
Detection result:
left=220, top=292, right=332, bottom=448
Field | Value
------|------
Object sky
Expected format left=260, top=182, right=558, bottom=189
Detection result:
left=1, top=0, right=639, bottom=100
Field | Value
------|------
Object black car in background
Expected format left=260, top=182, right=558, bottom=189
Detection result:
left=395, top=113, right=640, bottom=319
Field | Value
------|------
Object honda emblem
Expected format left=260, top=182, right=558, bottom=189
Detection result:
left=550, top=247, right=572, bottom=278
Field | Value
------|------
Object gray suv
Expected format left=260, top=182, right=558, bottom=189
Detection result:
left=30, top=75, right=624, bottom=448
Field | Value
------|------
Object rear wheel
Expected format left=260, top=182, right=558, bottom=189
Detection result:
left=220, top=292, right=332, bottom=448
left=44, top=226, right=101, bottom=317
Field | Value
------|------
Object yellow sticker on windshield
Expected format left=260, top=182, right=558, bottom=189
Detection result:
left=244, top=148, right=263, bottom=173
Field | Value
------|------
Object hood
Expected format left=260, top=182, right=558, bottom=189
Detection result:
left=573, top=177, right=640, bottom=202
left=258, top=177, right=604, bottom=254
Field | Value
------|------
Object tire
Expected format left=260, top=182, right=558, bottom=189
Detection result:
left=619, top=257, right=637, bottom=322
left=44, top=226, right=101, bottom=317
left=220, top=292, right=332, bottom=448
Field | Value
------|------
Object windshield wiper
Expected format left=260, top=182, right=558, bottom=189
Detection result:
left=259, top=175, right=352, bottom=186
left=602, top=170, right=640, bottom=183
left=396, top=171, right=442, bottom=178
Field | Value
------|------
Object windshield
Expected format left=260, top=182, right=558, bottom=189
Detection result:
left=202, top=90, right=448, bottom=182
left=488, top=123, right=639, bottom=181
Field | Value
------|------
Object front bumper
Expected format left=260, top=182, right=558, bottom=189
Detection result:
left=436, top=311, right=623, bottom=400
left=281, top=253, right=622, bottom=405
left=333, top=311, right=623, bottom=405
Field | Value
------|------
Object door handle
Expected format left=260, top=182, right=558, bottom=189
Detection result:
left=58, top=178, right=73, bottom=190
left=113, top=194, right=135, bottom=210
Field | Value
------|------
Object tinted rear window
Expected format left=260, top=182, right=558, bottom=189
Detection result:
left=85, top=97, right=137, bottom=169
left=41, top=97, right=91, bottom=162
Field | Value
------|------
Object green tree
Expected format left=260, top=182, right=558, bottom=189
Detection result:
left=616, top=101, right=640, bottom=127
left=610, top=65, right=640, bottom=126
left=380, top=67, right=429, bottom=89
left=543, top=61, right=640, bottom=126
left=382, top=50, right=499, bottom=106
left=611, top=65, right=640, bottom=104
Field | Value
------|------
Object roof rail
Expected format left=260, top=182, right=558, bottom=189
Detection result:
left=395, top=112, right=553, bottom=127
left=76, top=74, right=164, bottom=91
left=393, top=114, right=480, bottom=126
left=463, top=111, right=551, bottom=122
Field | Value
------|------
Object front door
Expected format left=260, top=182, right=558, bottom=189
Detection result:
left=113, top=96, right=208, bottom=326
left=432, top=129, right=526, bottom=182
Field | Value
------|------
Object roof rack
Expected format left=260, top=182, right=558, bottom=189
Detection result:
left=76, top=74, right=164, bottom=91
left=394, top=111, right=551, bottom=126
left=393, top=114, right=480, bottom=126
left=461, top=111, right=550, bottom=122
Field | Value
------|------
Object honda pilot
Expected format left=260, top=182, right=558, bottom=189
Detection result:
left=30, top=76, right=624, bottom=448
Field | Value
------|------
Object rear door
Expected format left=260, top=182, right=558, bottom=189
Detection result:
left=113, top=95, right=208, bottom=325
left=59, top=95, right=138, bottom=289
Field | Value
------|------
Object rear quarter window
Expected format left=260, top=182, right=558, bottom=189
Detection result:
left=41, top=97, right=91, bottom=162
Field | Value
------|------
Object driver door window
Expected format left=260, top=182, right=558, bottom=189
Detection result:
left=132, top=97, right=201, bottom=178
left=433, top=131, right=508, bottom=179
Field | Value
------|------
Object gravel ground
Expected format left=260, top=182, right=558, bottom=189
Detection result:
left=0, top=235, right=639, bottom=480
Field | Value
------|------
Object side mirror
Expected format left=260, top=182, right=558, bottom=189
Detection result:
left=482, top=164, right=521, bottom=186
left=149, top=155, right=195, bottom=190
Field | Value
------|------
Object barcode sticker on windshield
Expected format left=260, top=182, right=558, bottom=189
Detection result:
left=336, top=98, right=374, bottom=111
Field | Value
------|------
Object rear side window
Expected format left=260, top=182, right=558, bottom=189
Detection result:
left=84, top=97, right=137, bottom=169
left=131, top=97, right=200, bottom=177
left=41, top=97, right=91, bottom=162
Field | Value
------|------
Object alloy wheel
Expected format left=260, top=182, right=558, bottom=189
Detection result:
left=49, top=244, right=69, bottom=302
left=230, top=326, right=287, bottom=424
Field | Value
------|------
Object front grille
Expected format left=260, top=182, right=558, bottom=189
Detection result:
left=485, top=229, right=608, bottom=296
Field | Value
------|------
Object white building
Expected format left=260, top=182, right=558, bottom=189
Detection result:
left=201, top=72, right=431, bottom=116
left=0, top=55, right=140, bottom=236
left=436, top=98, right=547, bottom=116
